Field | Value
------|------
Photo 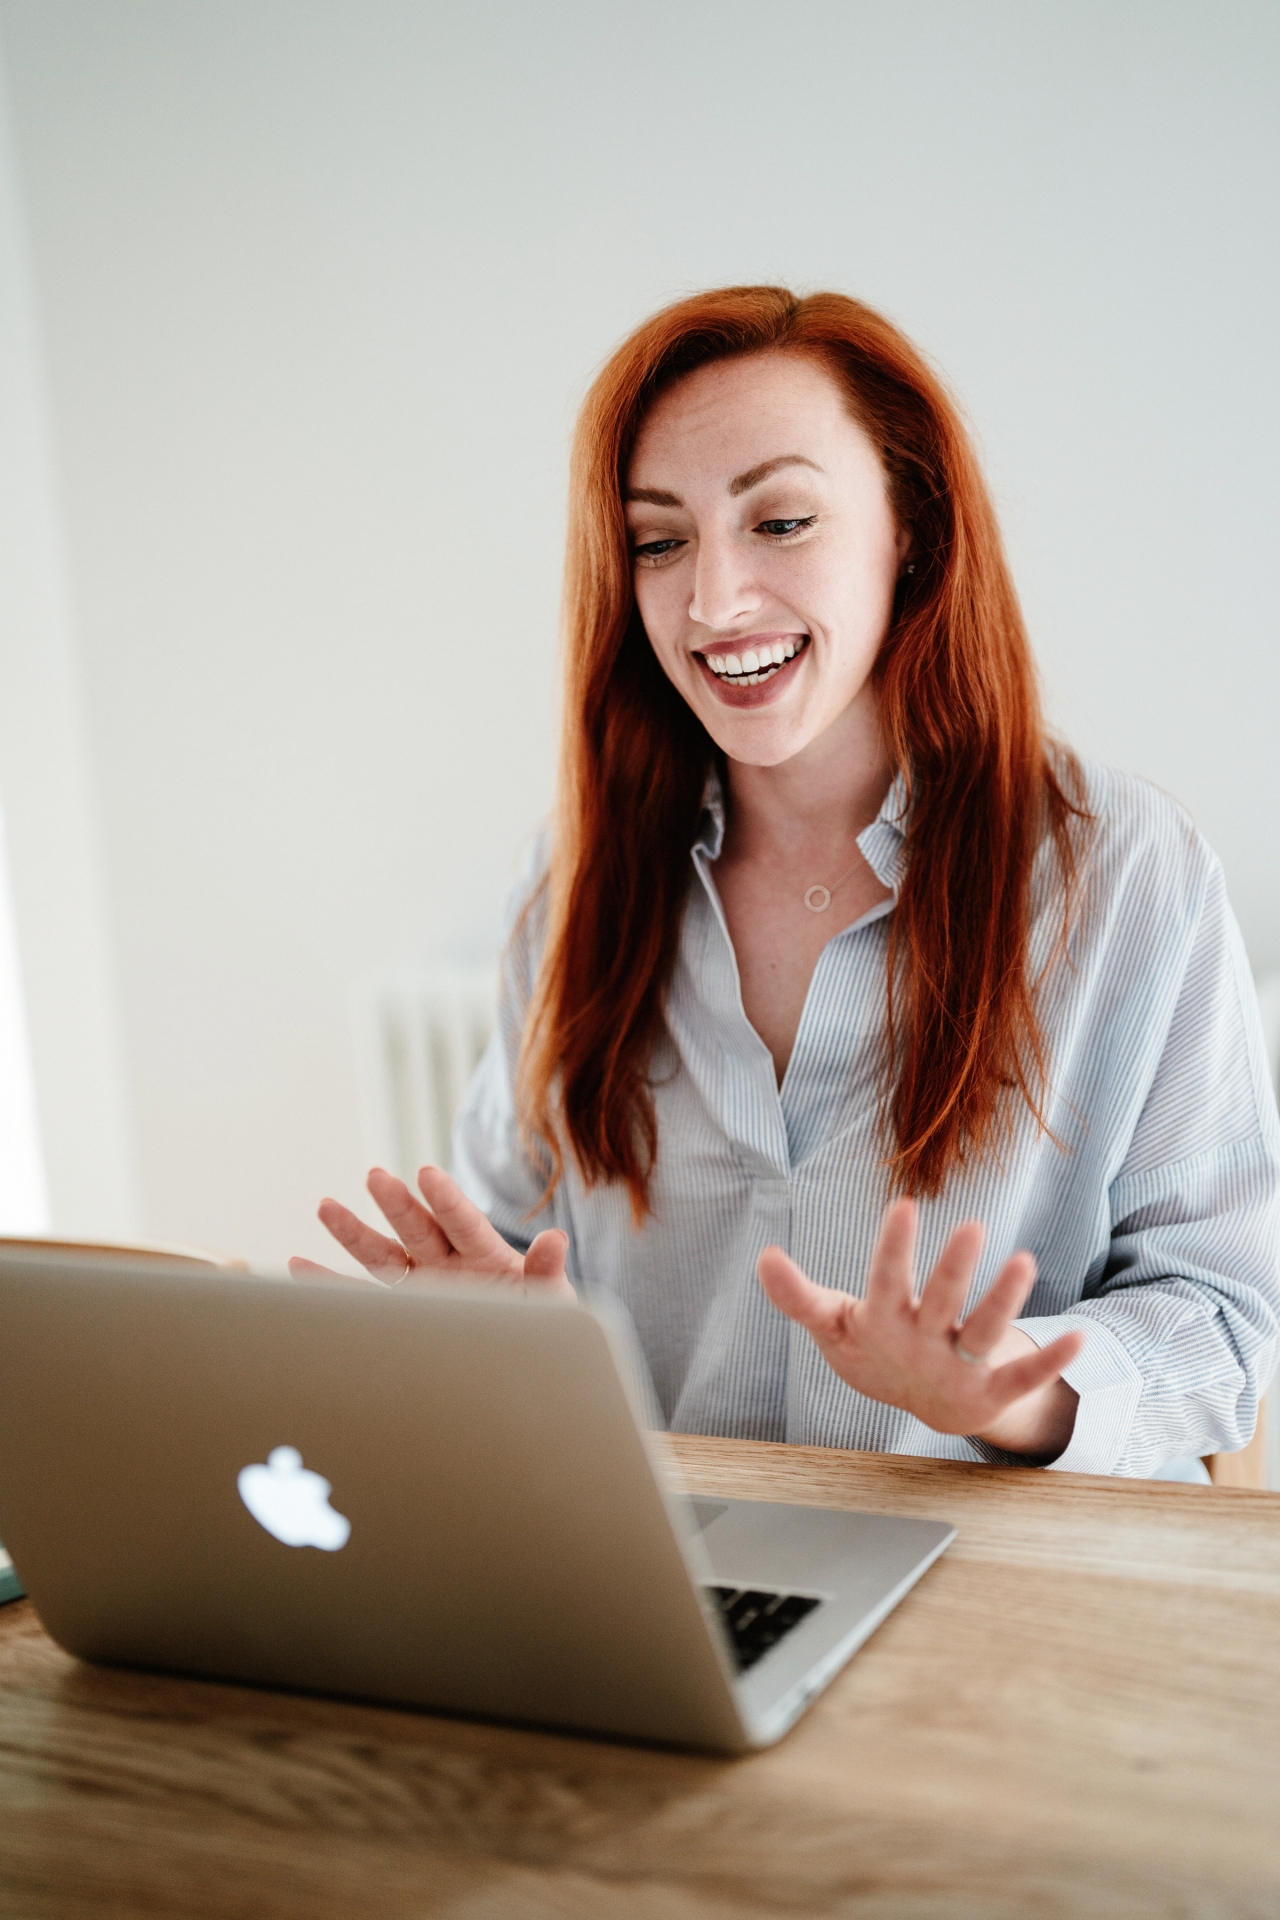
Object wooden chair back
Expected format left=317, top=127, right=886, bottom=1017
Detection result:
left=1204, top=1402, right=1269, bottom=1489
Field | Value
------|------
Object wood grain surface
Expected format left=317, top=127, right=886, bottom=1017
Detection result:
left=1, top=1438, right=1278, bottom=1919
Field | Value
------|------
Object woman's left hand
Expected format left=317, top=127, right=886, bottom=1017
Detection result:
left=757, top=1198, right=1084, bottom=1461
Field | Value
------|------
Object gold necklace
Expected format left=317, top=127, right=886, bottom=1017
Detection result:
left=803, top=856, right=863, bottom=914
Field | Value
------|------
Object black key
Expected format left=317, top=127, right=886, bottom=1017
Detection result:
left=705, top=1584, right=822, bottom=1673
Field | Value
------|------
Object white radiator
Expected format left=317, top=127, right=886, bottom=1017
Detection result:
left=351, top=966, right=497, bottom=1185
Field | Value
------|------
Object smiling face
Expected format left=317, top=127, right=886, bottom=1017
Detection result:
left=625, top=351, right=908, bottom=769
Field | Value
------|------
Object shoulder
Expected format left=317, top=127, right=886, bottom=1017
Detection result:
left=502, top=822, right=553, bottom=925
left=1074, top=757, right=1216, bottom=903
left=498, top=822, right=554, bottom=1001
left=1056, top=759, right=1222, bottom=973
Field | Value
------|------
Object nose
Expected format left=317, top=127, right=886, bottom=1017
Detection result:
left=687, top=530, right=763, bottom=632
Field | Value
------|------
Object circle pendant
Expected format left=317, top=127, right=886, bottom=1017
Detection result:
left=804, top=885, right=832, bottom=913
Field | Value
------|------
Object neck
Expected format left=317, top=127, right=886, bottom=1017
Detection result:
left=722, top=690, right=894, bottom=866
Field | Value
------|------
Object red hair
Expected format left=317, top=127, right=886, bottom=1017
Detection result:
left=520, top=286, right=1086, bottom=1217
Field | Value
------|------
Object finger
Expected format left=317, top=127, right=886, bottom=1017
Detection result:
left=915, top=1220, right=986, bottom=1336
left=317, top=1195, right=416, bottom=1280
left=956, top=1251, right=1038, bottom=1356
left=986, top=1329, right=1086, bottom=1404
left=288, top=1254, right=382, bottom=1288
left=415, top=1165, right=522, bottom=1272
left=523, top=1229, right=576, bottom=1298
left=864, top=1198, right=919, bottom=1311
left=366, top=1168, right=455, bottom=1265
left=757, top=1247, right=852, bottom=1342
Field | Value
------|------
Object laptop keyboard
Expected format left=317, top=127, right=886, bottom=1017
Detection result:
left=705, top=1585, right=822, bottom=1673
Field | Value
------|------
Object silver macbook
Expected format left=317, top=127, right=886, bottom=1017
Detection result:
left=0, top=1251, right=954, bottom=1752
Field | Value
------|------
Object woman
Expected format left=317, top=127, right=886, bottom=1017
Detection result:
left=300, top=287, right=1280, bottom=1475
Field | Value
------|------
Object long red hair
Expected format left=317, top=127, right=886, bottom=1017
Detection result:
left=520, top=286, right=1085, bottom=1217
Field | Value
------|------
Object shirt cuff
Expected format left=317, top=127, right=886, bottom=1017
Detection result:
left=1011, top=1313, right=1144, bottom=1474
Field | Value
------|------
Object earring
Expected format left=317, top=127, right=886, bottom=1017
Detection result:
left=903, top=562, right=917, bottom=576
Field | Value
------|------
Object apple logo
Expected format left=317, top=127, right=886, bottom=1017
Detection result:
left=237, top=1446, right=351, bottom=1551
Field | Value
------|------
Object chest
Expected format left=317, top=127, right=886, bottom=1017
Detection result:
left=714, top=852, right=892, bottom=1084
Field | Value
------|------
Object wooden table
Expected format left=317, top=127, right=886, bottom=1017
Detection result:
left=1, top=1438, right=1278, bottom=1918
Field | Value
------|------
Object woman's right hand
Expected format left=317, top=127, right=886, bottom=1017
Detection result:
left=288, top=1163, right=574, bottom=1300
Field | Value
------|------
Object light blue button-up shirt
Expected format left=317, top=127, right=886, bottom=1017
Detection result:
left=455, top=762, right=1280, bottom=1474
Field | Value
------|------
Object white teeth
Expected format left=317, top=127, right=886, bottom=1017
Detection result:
left=704, top=643, right=806, bottom=677
left=704, top=649, right=794, bottom=686
left=736, top=665, right=781, bottom=687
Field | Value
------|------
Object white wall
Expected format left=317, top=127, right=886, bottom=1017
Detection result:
left=0, top=55, right=137, bottom=1237
left=0, top=810, right=47, bottom=1232
left=0, top=0, right=1275, bottom=1267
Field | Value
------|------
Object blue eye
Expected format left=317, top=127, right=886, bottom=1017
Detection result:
left=758, top=517, right=815, bottom=538
left=634, top=538, right=682, bottom=559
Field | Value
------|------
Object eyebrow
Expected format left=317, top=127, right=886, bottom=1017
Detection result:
left=728, top=453, right=823, bottom=497
left=624, top=453, right=824, bottom=510
left=625, top=486, right=682, bottom=507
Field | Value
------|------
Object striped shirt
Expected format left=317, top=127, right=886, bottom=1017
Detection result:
left=454, top=762, right=1280, bottom=1474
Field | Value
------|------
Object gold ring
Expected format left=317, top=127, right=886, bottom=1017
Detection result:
left=392, top=1246, right=412, bottom=1284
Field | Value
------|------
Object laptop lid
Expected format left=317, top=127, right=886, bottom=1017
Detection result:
left=0, top=1255, right=751, bottom=1749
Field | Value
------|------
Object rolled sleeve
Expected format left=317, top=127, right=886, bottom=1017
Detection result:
left=1013, top=1313, right=1144, bottom=1474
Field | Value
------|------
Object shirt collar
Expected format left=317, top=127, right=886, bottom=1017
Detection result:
left=857, top=770, right=910, bottom=893
left=692, top=764, right=909, bottom=895
left=693, top=766, right=727, bottom=861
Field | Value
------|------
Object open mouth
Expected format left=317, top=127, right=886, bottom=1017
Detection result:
left=698, top=636, right=808, bottom=688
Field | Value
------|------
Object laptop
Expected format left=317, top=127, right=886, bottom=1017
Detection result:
left=0, top=1250, right=954, bottom=1752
